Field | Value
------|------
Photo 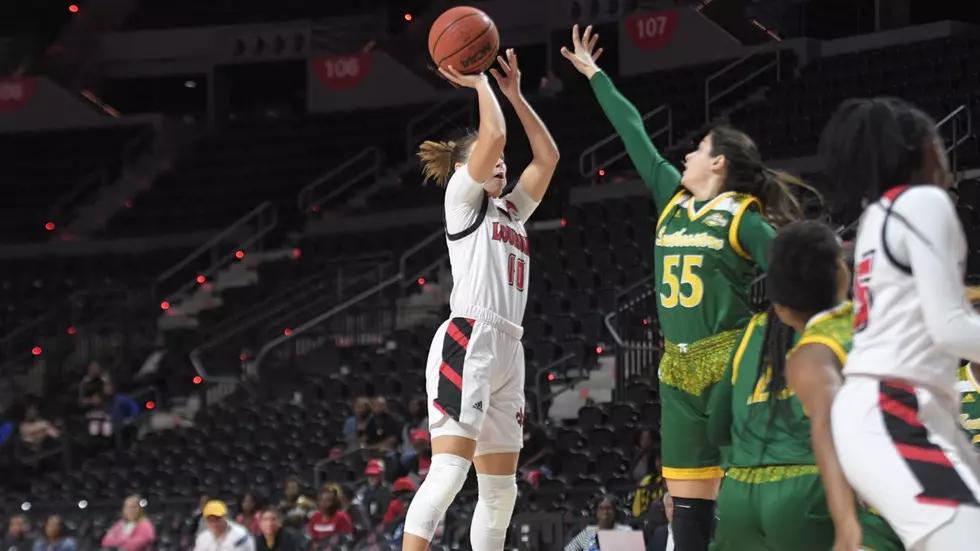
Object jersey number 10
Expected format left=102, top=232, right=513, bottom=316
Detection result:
left=508, top=254, right=526, bottom=292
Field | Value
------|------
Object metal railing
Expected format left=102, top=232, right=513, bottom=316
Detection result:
left=297, top=147, right=382, bottom=214
left=579, top=105, right=673, bottom=181
left=603, top=275, right=661, bottom=400
left=936, top=104, right=973, bottom=178
left=154, top=201, right=277, bottom=303
left=405, top=93, right=474, bottom=157
left=533, top=352, right=577, bottom=423
left=705, top=44, right=782, bottom=123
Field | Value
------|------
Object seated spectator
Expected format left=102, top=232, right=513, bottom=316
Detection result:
left=564, top=496, right=634, bottom=551
left=353, top=460, right=393, bottom=526
left=630, top=428, right=659, bottom=482
left=398, top=398, right=427, bottom=454
left=277, top=476, right=314, bottom=528
left=307, top=487, right=353, bottom=545
left=0, top=420, right=14, bottom=449
left=101, top=495, right=156, bottom=551
left=648, top=493, right=674, bottom=551
left=3, top=515, right=31, bottom=551
left=32, top=516, right=74, bottom=551
left=343, top=397, right=372, bottom=448
left=185, top=494, right=211, bottom=539
left=194, top=501, right=253, bottom=551
left=78, top=361, right=110, bottom=412
left=255, top=509, right=301, bottom=551
left=86, top=382, right=140, bottom=441
left=381, top=478, right=417, bottom=526
left=398, top=430, right=431, bottom=484
left=236, top=491, right=262, bottom=535
left=363, top=398, right=401, bottom=451
left=19, top=405, right=60, bottom=452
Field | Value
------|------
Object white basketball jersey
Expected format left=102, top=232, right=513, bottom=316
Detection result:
left=845, top=185, right=972, bottom=401
left=444, top=165, right=535, bottom=327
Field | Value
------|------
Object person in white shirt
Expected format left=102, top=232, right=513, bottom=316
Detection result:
left=193, top=501, right=254, bottom=551
left=821, top=97, right=980, bottom=551
left=402, top=50, right=559, bottom=551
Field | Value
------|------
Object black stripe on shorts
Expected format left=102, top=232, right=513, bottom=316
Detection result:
left=433, top=317, right=475, bottom=421
left=878, top=380, right=979, bottom=507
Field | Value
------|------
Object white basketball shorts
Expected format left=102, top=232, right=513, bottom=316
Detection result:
left=425, top=305, right=526, bottom=457
left=832, top=375, right=980, bottom=548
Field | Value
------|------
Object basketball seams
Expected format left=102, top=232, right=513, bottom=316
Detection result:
left=429, top=12, right=482, bottom=59
left=435, top=21, right=496, bottom=70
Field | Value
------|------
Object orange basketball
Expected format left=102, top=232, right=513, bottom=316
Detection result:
left=428, top=6, right=499, bottom=74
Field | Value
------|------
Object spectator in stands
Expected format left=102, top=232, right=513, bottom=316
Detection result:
left=187, top=494, right=211, bottom=537
left=101, top=495, right=156, bottom=551
left=399, top=430, right=431, bottom=483
left=236, top=491, right=262, bottom=535
left=78, top=361, right=110, bottom=412
left=630, top=428, right=658, bottom=482
left=32, top=516, right=74, bottom=551
left=277, top=476, right=315, bottom=528
left=3, top=515, right=30, bottom=551
left=633, top=458, right=667, bottom=521
left=194, top=501, right=253, bottom=551
left=255, top=509, right=300, bottom=551
left=86, top=382, right=140, bottom=442
left=399, top=398, right=427, bottom=454
left=648, top=493, right=674, bottom=551
left=342, top=397, right=372, bottom=447
left=0, top=420, right=13, bottom=449
left=353, top=459, right=393, bottom=526
left=381, top=478, right=418, bottom=527
left=363, top=397, right=401, bottom=450
left=18, top=404, right=60, bottom=452
left=564, top=496, right=634, bottom=551
left=307, top=487, right=353, bottom=544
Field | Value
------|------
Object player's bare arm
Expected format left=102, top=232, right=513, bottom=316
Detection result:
left=491, top=48, right=559, bottom=203
left=786, top=343, right=862, bottom=551
left=439, top=67, right=506, bottom=184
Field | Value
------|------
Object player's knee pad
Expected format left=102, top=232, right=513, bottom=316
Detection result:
left=404, top=453, right=471, bottom=540
left=671, top=497, right=715, bottom=551
left=475, top=473, right=518, bottom=530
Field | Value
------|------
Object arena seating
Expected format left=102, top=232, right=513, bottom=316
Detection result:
left=0, top=124, right=152, bottom=242
left=731, top=36, right=980, bottom=163
left=121, top=1, right=380, bottom=31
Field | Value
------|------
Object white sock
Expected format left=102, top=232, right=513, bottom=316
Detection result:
left=470, top=473, right=518, bottom=551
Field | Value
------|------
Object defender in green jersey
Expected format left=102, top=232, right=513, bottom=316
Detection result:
left=708, top=221, right=902, bottom=551
left=563, top=24, right=813, bottom=550
left=957, top=364, right=980, bottom=449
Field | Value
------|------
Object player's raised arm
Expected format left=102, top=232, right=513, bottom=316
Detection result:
left=561, top=24, right=681, bottom=211
left=786, top=344, right=862, bottom=551
left=438, top=67, right=507, bottom=184
left=491, top=48, right=558, bottom=219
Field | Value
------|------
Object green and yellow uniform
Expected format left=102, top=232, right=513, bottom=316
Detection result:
left=590, top=71, right=774, bottom=478
left=957, top=364, right=980, bottom=449
left=707, top=305, right=902, bottom=551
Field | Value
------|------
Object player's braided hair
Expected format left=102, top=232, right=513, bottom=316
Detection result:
left=748, top=220, right=843, bottom=463
left=417, top=131, right=480, bottom=186
left=819, top=97, right=939, bottom=223
left=708, top=125, right=819, bottom=227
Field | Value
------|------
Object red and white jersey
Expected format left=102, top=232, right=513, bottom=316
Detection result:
left=846, top=185, right=980, bottom=402
left=444, top=165, right=538, bottom=329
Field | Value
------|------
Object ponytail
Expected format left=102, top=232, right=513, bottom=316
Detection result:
left=417, top=131, right=479, bottom=187
left=707, top=125, right=820, bottom=228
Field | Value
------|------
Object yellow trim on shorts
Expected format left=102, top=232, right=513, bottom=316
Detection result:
left=731, top=313, right=766, bottom=385
left=727, top=196, right=762, bottom=260
left=794, top=335, right=847, bottom=366
left=662, top=466, right=724, bottom=480
left=656, top=190, right=689, bottom=231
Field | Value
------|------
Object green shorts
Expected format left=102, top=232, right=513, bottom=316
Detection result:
left=710, top=467, right=904, bottom=551
left=659, top=330, right=740, bottom=480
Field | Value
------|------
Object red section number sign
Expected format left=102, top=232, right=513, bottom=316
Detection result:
left=312, top=53, right=371, bottom=91
left=625, top=10, right=678, bottom=52
left=0, top=77, right=37, bottom=113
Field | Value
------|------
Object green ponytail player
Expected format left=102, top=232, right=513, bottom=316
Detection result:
left=957, top=364, right=980, bottom=449
left=562, top=24, right=812, bottom=549
left=707, top=221, right=902, bottom=551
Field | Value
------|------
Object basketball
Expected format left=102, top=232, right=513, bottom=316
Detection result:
left=428, top=6, right=499, bottom=74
